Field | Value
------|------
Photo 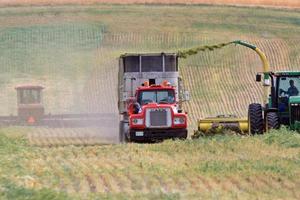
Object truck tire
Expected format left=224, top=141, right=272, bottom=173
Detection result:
left=248, top=103, right=264, bottom=135
left=119, top=120, right=129, bottom=143
left=266, top=112, right=280, bottom=131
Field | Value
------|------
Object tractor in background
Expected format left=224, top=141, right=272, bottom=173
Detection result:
left=15, top=84, right=45, bottom=124
left=0, top=85, right=45, bottom=126
left=0, top=85, right=113, bottom=127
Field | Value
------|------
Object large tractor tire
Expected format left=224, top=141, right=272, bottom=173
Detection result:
left=248, top=103, right=264, bottom=135
left=119, top=120, right=129, bottom=143
left=266, top=112, right=280, bottom=131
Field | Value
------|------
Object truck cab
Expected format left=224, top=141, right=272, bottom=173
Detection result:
left=128, top=82, right=187, bottom=141
left=118, top=53, right=189, bottom=142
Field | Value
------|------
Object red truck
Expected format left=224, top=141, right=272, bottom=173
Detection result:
left=118, top=53, right=189, bottom=142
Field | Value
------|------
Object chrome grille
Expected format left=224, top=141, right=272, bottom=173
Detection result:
left=146, top=108, right=171, bottom=128
left=150, top=109, right=167, bottom=126
left=291, top=105, right=300, bottom=124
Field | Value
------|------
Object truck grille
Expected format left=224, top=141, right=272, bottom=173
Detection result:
left=146, top=108, right=171, bottom=128
left=291, top=104, right=300, bottom=124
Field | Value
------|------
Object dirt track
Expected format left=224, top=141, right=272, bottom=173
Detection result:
left=0, top=0, right=299, bottom=8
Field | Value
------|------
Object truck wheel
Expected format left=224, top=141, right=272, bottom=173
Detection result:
left=266, top=112, right=280, bottom=131
left=119, top=120, right=129, bottom=143
left=248, top=103, right=264, bottom=135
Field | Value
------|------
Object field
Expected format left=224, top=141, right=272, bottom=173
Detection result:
left=0, top=0, right=300, bottom=8
left=1, top=128, right=300, bottom=199
left=0, top=4, right=299, bottom=131
left=0, top=3, right=299, bottom=199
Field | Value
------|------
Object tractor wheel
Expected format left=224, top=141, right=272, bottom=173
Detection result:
left=266, top=112, right=280, bottom=131
left=248, top=103, right=264, bottom=135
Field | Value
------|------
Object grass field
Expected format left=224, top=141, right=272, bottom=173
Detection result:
left=0, top=128, right=300, bottom=199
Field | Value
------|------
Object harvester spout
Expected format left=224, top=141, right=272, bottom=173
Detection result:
left=232, top=40, right=270, bottom=74
left=232, top=40, right=270, bottom=105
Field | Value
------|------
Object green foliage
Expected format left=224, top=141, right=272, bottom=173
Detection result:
left=0, top=179, right=72, bottom=200
left=90, top=192, right=181, bottom=200
left=263, top=128, right=300, bottom=148
left=177, top=42, right=232, bottom=58
left=196, top=158, right=296, bottom=176
left=0, top=131, right=28, bottom=155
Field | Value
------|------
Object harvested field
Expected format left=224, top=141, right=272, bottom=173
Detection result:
left=0, top=0, right=299, bottom=8
left=1, top=128, right=300, bottom=199
left=0, top=3, right=299, bottom=199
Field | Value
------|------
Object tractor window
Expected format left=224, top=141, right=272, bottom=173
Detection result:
left=279, top=77, right=300, bottom=97
left=138, top=90, right=175, bottom=105
left=20, top=89, right=41, bottom=104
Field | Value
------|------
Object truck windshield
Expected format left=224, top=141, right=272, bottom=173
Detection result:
left=279, top=76, right=300, bottom=97
left=137, top=90, right=175, bottom=105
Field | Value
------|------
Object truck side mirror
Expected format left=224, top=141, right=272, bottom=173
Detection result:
left=183, top=91, right=190, bottom=101
left=256, top=74, right=262, bottom=82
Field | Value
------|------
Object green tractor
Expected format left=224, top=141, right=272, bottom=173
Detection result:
left=249, top=71, right=300, bottom=134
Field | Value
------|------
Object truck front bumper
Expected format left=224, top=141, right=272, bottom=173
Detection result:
left=129, top=128, right=188, bottom=142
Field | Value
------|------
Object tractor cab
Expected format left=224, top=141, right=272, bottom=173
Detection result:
left=277, top=75, right=299, bottom=110
left=15, top=85, right=45, bottom=124
left=258, top=71, right=300, bottom=129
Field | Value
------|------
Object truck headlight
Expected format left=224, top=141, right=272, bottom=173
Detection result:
left=174, top=117, right=185, bottom=125
left=132, top=118, right=143, bottom=125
